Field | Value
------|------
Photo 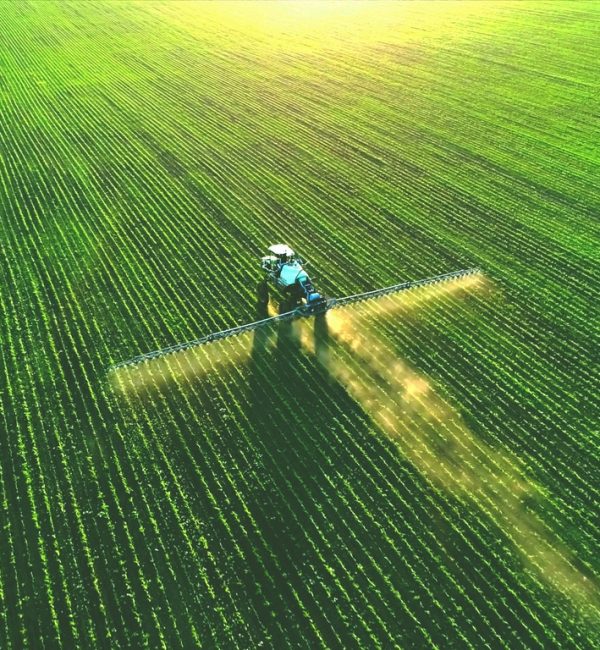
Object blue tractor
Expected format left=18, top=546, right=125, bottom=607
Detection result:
left=261, top=244, right=328, bottom=312
left=110, top=238, right=480, bottom=371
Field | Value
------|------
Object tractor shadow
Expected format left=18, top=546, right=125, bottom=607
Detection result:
left=275, top=294, right=301, bottom=362
left=250, top=279, right=272, bottom=362
left=119, top=277, right=600, bottom=644
left=313, top=312, right=330, bottom=369
left=250, top=279, right=304, bottom=374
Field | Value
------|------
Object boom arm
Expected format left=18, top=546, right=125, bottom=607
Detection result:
left=109, top=268, right=480, bottom=372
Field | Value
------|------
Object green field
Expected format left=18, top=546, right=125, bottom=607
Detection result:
left=1, top=1, right=599, bottom=647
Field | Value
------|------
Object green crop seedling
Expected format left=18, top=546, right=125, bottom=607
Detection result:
left=0, top=1, right=598, bottom=648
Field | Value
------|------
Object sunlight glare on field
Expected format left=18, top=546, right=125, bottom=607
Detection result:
left=150, top=0, right=503, bottom=54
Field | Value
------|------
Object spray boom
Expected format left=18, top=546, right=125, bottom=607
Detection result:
left=108, top=267, right=480, bottom=372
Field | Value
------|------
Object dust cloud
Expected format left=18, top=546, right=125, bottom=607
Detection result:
left=110, top=274, right=598, bottom=617
left=110, top=328, right=270, bottom=395
left=295, top=277, right=599, bottom=617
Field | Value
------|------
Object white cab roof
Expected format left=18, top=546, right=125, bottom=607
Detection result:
left=268, top=244, right=295, bottom=257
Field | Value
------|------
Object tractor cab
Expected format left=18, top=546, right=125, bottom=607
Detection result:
left=261, top=244, right=295, bottom=276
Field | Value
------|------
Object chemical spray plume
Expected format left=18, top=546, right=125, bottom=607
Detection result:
left=291, top=278, right=599, bottom=617
left=110, top=328, right=274, bottom=395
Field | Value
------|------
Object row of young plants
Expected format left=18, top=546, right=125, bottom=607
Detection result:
left=358, top=289, right=598, bottom=641
left=0, top=40, right=251, bottom=643
left=1, top=0, right=598, bottom=646
left=325, top=290, right=569, bottom=646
